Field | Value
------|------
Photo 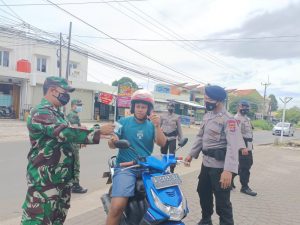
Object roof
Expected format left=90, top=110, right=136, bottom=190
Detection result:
left=231, top=89, right=258, bottom=96
left=174, top=100, right=205, bottom=109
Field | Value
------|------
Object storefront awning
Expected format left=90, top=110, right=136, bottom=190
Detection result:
left=174, top=100, right=205, bottom=109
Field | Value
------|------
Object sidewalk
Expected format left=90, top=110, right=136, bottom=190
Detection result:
left=65, top=145, right=300, bottom=225
left=2, top=145, right=300, bottom=225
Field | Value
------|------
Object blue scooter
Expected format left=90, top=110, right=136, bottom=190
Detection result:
left=101, top=138, right=189, bottom=225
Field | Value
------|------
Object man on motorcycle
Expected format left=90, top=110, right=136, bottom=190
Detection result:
left=106, top=89, right=167, bottom=225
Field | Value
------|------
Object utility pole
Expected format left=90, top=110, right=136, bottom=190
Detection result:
left=279, top=97, right=293, bottom=143
left=66, top=22, right=72, bottom=80
left=59, top=32, right=62, bottom=77
left=261, top=77, right=271, bottom=119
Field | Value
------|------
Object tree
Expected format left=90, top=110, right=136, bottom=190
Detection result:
left=268, top=94, right=278, bottom=111
left=275, top=107, right=300, bottom=124
left=112, top=77, right=138, bottom=90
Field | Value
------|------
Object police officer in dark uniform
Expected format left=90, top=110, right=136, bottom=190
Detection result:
left=185, top=85, right=245, bottom=225
left=232, top=100, right=257, bottom=196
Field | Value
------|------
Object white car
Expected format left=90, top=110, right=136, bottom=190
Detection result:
left=272, top=122, right=295, bottom=136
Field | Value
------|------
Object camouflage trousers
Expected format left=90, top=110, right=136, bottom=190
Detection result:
left=21, top=184, right=72, bottom=225
left=73, top=145, right=80, bottom=184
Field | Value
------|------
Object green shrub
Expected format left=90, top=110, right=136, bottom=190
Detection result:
left=252, top=120, right=273, bottom=130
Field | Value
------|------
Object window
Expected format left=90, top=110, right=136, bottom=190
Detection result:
left=69, top=62, right=78, bottom=70
left=37, top=57, right=47, bottom=72
left=0, top=50, right=9, bottom=67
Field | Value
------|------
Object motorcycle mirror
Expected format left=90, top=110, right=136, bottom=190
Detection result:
left=114, top=140, right=131, bottom=149
left=178, top=138, right=188, bottom=147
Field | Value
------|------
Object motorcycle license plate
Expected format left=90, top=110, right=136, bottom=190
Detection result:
left=151, top=173, right=182, bottom=189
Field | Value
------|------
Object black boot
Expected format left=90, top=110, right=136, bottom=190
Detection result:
left=240, top=186, right=257, bottom=196
left=197, top=218, right=213, bottom=225
left=72, top=183, right=88, bottom=194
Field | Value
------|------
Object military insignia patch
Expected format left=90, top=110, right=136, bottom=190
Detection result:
left=227, top=120, right=236, bottom=132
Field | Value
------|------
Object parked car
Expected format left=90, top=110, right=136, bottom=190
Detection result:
left=272, top=122, right=295, bottom=136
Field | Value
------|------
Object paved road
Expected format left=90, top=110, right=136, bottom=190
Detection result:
left=0, top=125, right=299, bottom=221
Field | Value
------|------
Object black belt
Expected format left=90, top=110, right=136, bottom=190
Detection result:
left=164, top=130, right=178, bottom=137
left=202, top=148, right=227, bottom=161
left=243, top=138, right=253, bottom=142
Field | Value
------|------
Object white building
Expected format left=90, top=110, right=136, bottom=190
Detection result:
left=0, top=32, right=115, bottom=120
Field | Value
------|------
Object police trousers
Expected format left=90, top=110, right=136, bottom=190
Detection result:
left=239, top=151, right=253, bottom=188
left=21, top=184, right=71, bottom=225
left=197, top=164, right=234, bottom=225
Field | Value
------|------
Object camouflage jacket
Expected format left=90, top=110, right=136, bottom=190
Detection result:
left=67, top=110, right=81, bottom=127
left=26, top=98, right=100, bottom=187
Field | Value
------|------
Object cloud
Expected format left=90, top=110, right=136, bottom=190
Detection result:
left=206, top=2, right=300, bottom=59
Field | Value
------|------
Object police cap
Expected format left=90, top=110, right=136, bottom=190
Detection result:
left=239, top=100, right=250, bottom=107
left=205, top=85, right=227, bottom=101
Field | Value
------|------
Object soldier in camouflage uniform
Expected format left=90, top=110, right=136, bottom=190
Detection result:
left=67, top=99, right=87, bottom=194
left=21, top=76, right=115, bottom=225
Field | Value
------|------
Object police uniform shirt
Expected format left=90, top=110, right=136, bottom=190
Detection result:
left=189, top=108, right=245, bottom=174
left=160, top=112, right=183, bottom=141
left=234, top=113, right=253, bottom=150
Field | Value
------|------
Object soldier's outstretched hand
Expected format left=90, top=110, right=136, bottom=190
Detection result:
left=100, top=123, right=115, bottom=135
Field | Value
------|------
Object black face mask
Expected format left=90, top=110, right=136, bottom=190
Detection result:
left=168, top=108, right=174, bottom=113
left=55, top=92, right=70, bottom=106
left=205, top=102, right=217, bottom=111
left=240, top=109, right=249, bottom=115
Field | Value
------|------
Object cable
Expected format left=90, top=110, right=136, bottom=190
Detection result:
left=0, top=1, right=148, bottom=7
left=69, top=34, right=300, bottom=42
left=124, top=1, right=245, bottom=75
left=44, top=0, right=206, bottom=85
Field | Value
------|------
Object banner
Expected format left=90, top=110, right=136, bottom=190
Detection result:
left=117, top=96, right=131, bottom=108
left=98, top=92, right=114, bottom=105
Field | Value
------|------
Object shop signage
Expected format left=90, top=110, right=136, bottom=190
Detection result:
left=99, top=92, right=114, bottom=105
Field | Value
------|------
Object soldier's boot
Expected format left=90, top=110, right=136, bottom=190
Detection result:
left=197, top=218, right=213, bottom=225
left=240, top=186, right=257, bottom=196
left=72, top=183, right=88, bottom=194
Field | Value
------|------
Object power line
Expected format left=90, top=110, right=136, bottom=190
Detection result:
left=0, top=1, right=148, bottom=7
left=120, top=1, right=245, bottom=75
left=70, top=34, right=300, bottom=42
left=44, top=0, right=206, bottom=85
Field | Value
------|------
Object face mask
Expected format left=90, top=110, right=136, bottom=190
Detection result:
left=168, top=108, right=174, bottom=113
left=54, top=92, right=70, bottom=106
left=75, top=106, right=82, bottom=113
left=205, top=102, right=217, bottom=111
left=240, top=109, right=249, bottom=115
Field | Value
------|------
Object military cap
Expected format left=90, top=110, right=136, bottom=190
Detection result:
left=205, top=85, right=227, bottom=101
left=44, top=76, right=75, bottom=92
left=71, top=99, right=82, bottom=106
left=239, top=100, right=250, bottom=107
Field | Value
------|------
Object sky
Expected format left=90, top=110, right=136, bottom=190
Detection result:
left=1, top=0, right=299, bottom=108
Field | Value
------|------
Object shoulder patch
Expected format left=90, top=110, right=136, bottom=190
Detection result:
left=227, top=119, right=236, bottom=132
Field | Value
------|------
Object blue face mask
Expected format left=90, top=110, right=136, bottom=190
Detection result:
left=75, top=106, right=82, bottom=113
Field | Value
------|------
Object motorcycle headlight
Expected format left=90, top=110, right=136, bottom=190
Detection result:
left=150, top=189, right=186, bottom=221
